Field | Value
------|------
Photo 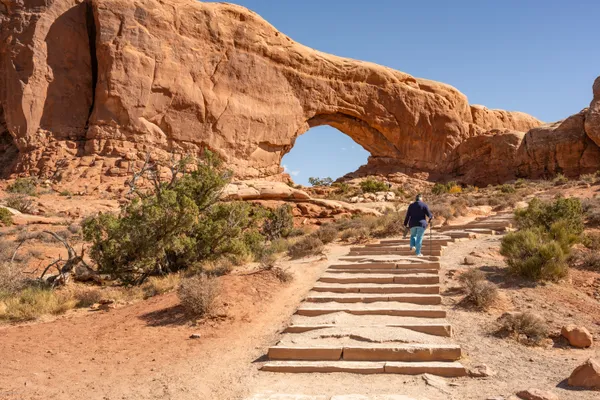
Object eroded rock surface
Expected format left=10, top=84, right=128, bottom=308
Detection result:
left=0, top=0, right=597, bottom=186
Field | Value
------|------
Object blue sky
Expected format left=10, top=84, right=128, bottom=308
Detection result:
left=213, top=0, right=600, bottom=185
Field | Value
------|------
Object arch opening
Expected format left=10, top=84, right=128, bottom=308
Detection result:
left=281, top=125, right=370, bottom=186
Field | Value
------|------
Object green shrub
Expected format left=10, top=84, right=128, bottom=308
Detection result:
left=7, top=178, right=37, bottom=196
left=308, top=177, right=333, bottom=187
left=515, top=197, right=584, bottom=236
left=459, top=269, right=498, bottom=310
left=582, top=231, right=600, bottom=250
left=313, top=224, right=338, bottom=244
left=500, top=228, right=569, bottom=281
left=287, top=236, right=324, bottom=259
left=431, top=183, right=448, bottom=195
left=500, top=184, right=516, bottom=193
left=571, top=251, right=600, bottom=272
left=5, top=195, right=34, bottom=214
left=332, top=182, right=351, bottom=194
left=0, top=208, right=12, bottom=226
left=580, top=173, right=597, bottom=184
left=177, top=274, right=219, bottom=317
left=261, top=205, right=293, bottom=241
left=496, top=312, right=549, bottom=345
left=59, top=190, right=73, bottom=197
left=583, top=198, right=600, bottom=227
left=360, top=178, right=388, bottom=193
left=267, top=238, right=291, bottom=254
left=83, top=152, right=269, bottom=284
left=515, top=179, right=526, bottom=188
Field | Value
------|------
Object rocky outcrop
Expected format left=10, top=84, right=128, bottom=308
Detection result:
left=0, top=0, right=596, bottom=186
left=1, top=0, right=542, bottom=183
left=585, top=77, right=600, bottom=147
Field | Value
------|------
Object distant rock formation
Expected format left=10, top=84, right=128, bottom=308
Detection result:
left=0, top=0, right=597, bottom=186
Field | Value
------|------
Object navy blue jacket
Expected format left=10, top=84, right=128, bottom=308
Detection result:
left=403, top=200, right=433, bottom=229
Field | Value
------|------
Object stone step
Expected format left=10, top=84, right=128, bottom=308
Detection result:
left=339, top=256, right=441, bottom=263
left=305, top=293, right=442, bottom=305
left=289, top=314, right=452, bottom=336
left=261, top=361, right=467, bottom=377
left=443, top=231, right=476, bottom=239
left=348, top=250, right=443, bottom=257
left=312, top=283, right=439, bottom=294
left=319, top=273, right=439, bottom=285
left=365, top=241, right=450, bottom=247
left=268, top=344, right=461, bottom=362
left=296, top=302, right=446, bottom=318
left=464, top=228, right=496, bottom=235
left=326, top=269, right=439, bottom=275
left=329, top=262, right=440, bottom=270
left=285, top=322, right=451, bottom=337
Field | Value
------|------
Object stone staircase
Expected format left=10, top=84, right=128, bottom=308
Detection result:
left=248, top=215, right=513, bottom=399
left=260, top=232, right=467, bottom=378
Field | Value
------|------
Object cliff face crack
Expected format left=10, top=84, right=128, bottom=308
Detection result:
left=84, top=0, right=98, bottom=130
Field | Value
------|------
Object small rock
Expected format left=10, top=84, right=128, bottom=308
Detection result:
left=568, top=358, right=600, bottom=389
left=486, top=397, right=505, bottom=400
left=463, top=256, right=477, bottom=265
left=561, top=325, right=593, bottom=348
left=516, top=389, right=559, bottom=400
left=189, top=333, right=201, bottom=339
left=468, top=364, right=496, bottom=377
left=422, top=373, right=451, bottom=394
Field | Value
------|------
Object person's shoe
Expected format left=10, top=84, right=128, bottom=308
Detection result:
left=416, top=253, right=424, bottom=257
left=409, top=247, right=414, bottom=251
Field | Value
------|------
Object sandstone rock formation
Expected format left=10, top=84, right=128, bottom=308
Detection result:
left=561, top=325, right=594, bottom=348
left=0, top=0, right=597, bottom=186
left=568, top=358, right=600, bottom=389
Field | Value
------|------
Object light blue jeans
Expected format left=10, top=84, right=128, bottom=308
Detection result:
left=410, top=227, right=426, bottom=255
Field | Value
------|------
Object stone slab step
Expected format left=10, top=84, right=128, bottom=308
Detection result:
left=305, top=293, right=441, bottom=305
left=296, top=303, right=446, bottom=318
left=268, top=344, right=460, bottom=362
left=326, top=269, right=439, bottom=275
left=339, top=256, right=441, bottom=263
left=365, top=242, right=449, bottom=248
left=312, top=283, right=439, bottom=294
left=284, top=323, right=452, bottom=337
left=329, top=262, right=440, bottom=270
left=348, top=250, right=443, bottom=257
left=464, top=228, right=496, bottom=235
left=246, top=394, right=421, bottom=400
left=319, top=273, right=439, bottom=285
left=261, top=361, right=467, bottom=377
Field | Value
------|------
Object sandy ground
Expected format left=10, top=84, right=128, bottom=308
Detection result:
left=1, top=214, right=600, bottom=399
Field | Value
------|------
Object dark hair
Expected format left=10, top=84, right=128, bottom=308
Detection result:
left=416, top=194, right=423, bottom=201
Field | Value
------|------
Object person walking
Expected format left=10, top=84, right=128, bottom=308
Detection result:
left=403, top=194, right=433, bottom=257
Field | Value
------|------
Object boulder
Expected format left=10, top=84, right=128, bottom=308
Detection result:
left=561, top=325, right=593, bottom=348
left=568, top=358, right=600, bottom=389
left=467, top=364, right=496, bottom=378
left=515, top=389, right=558, bottom=400
left=585, top=76, right=600, bottom=147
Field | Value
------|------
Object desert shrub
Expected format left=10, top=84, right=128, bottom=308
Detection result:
left=142, top=273, right=181, bottom=298
left=177, top=274, right=219, bottom=317
left=553, top=173, right=569, bottom=185
left=580, top=173, right=597, bottom=184
left=459, top=269, right=498, bottom=310
left=332, top=182, right=351, bottom=194
left=267, top=237, right=291, bottom=254
left=340, top=227, right=371, bottom=242
left=360, top=178, right=388, bottom=194
left=313, top=224, right=338, bottom=244
left=308, top=177, right=333, bottom=187
left=83, top=152, right=270, bottom=284
left=500, top=184, right=516, bottom=194
left=67, top=224, right=81, bottom=235
left=59, top=190, right=73, bottom=197
left=500, top=227, right=570, bottom=281
left=0, top=262, right=27, bottom=298
left=448, top=185, right=462, bottom=194
left=0, top=287, right=76, bottom=321
left=582, top=231, right=600, bottom=250
left=583, top=198, right=600, bottom=227
left=0, top=208, right=12, bottom=226
left=515, top=197, right=584, bottom=235
left=73, top=287, right=104, bottom=307
left=271, top=267, right=293, bottom=283
left=514, top=179, right=526, bottom=188
left=287, top=236, right=324, bottom=259
left=431, top=203, right=453, bottom=222
left=431, top=183, right=448, bottom=195
left=7, top=178, right=37, bottom=196
left=5, top=195, right=34, bottom=213
left=261, top=205, right=293, bottom=241
left=495, top=312, right=549, bottom=344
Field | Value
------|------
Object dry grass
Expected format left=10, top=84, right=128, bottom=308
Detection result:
left=142, top=273, right=181, bottom=299
left=5, top=195, right=35, bottom=214
left=459, top=269, right=499, bottom=310
left=177, top=274, right=219, bottom=317
left=495, top=311, right=549, bottom=345
left=0, top=286, right=76, bottom=321
left=313, top=224, right=338, bottom=244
